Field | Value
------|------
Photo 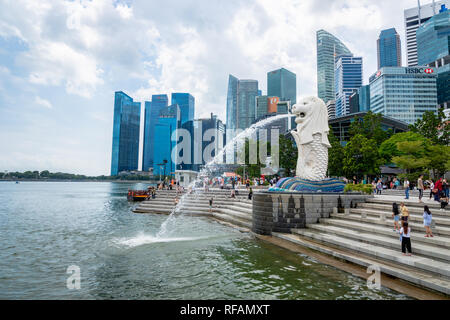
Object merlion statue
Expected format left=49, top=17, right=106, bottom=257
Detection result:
left=291, top=97, right=331, bottom=181
left=269, top=96, right=344, bottom=192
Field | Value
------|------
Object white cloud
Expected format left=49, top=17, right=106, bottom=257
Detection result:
left=34, top=96, right=53, bottom=109
left=0, top=0, right=421, bottom=175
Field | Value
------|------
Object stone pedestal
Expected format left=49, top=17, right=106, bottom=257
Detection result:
left=252, top=192, right=371, bottom=235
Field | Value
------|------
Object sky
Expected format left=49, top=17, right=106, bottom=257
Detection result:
left=0, top=0, right=425, bottom=176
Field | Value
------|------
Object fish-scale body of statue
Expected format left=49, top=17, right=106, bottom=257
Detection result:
left=291, top=97, right=331, bottom=181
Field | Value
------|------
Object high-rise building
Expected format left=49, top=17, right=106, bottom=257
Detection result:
left=349, top=91, right=360, bottom=114
left=316, top=29, right=352, bottom=104
left=111, top=91, right=141, bottom=176
left=142, top=94, right=168, bottom=172
left=267, top=68, right=297, bottom=105
left=417, top=5, right=450, bottom=109
left=226, top=75, right=258, bottom=141
left=255, top=96, right=280, bottom=119
left=369, top=66, right=438, bottom=124
left=171, top=93, right=195, bottom=125
left=358, top=85, right=371, bottom=112
left=334, top=54, right=363, bottom=117
left=377, top=28, right=402, bottom=68
left=153, top=104, right=180, bottom=177
left=404, top=0, right=450, bottom=66
left=326, top=100, right=336, bottom=119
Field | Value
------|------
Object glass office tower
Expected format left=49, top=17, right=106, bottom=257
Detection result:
left=369, top=67, right=438, bottom=124
left=153, top=104, right=180, bottom=177
left=111, top=91, right=141, bottom=176
left=377, top=28, right=402, bottom=69
left=267, top=68, right=297, bottom=105
left=171, top=93, right=195, bottom=125
left=334, top=54, right=363, bottom=117
left=417, top=6, right=450, bottom=108
left=404, top=0, right=450, bottom=66
left=226, top=74, right=258, bottom=141
left=317, top=29, right=352, bottom=104
left=142, top=94, right=168, bottom=172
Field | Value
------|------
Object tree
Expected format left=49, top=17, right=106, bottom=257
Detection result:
left=392, top=140, right=430, bottom=182
left=379, top=131, right=427, bottom=164
left=427, top=144, right=450, bottom=177
left=342, top=134, right=382, bottom=178
left=40, top=170, right=50, bottom=178
left=328, top=127, right=344, bottom=177
left=279, top=135, right=297, bottom=177
left=410, top=109, right=449, bottom=145
left=348, top=111, right=390, bottom=147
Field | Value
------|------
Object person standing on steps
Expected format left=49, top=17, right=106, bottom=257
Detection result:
left=443, top=179, right=449, bottom=199
left=440, top=193, right=449, bottom=211
left=399, top=222, right=412, bottom=256
left=248, top=187, right=253, bottom=200
left=423, top=205, right=433, bottom=237
left=209, top=197, right=213, bottom=213
left=428, top=180, right=435, bottom=199
left=404, top=178, right=410, bottom=199
left=392, top=202, right=401, bottom=231
left=376, top=180, right=383, bottom=195
left=417, top=175, right=424, bottom=203
left=435, top=177, right=443, bottom=202
left=400, top=202, right=409, bottom=223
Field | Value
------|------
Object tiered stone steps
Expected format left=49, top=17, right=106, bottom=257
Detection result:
left=133, top=189, right=253, bottom=229
left=278, top=198, right=450, bottom=295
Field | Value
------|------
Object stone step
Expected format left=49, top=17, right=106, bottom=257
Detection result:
left=331, top=213, right=450, bottom=237
left=319, top=218, right=450, bottom=249
left=358, top=203, right=450, bottom=216
left=350, top=208, right=450, bottom=227
left=367, top=198, right=446, bottom=211
left=211, top=212, right=252, bottom=229
left=301, top=224, right=450, bottom=262
left=273, top=232, right=450, bottom=296
left=220, top=204, right=253, bottom=215
left=133, top=207, right=173, bottom=214
left=218, top=208, right=252, bottom=222
left=291, top=228, right=450, bottom=279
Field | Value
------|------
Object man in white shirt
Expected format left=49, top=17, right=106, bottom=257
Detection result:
left=404, top=178, right=410, bottom=199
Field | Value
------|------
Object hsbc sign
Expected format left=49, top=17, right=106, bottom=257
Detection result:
left=405, top=67, right=434, bottom=74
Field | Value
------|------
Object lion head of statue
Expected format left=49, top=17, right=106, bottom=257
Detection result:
left=291, top=96, right=330, bottom=147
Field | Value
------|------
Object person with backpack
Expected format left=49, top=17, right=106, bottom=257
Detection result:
left=435, top=178, right=443, bottom=202
left=392, top=203, right=401, bottom=231
left=423, top=205, right=433, bottom=237
left=376, top=180, right=383, bottom=195
left=399, top=222, right=412, bottom=256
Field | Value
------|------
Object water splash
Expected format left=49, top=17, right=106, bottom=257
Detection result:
left=155, top=113, right=294, bottom=238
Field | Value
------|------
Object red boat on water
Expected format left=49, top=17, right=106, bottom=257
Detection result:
left=127, top=189, right=150, bottom=201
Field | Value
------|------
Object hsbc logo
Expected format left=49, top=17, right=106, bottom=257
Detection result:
left=406, top=67, right=434, bottom=74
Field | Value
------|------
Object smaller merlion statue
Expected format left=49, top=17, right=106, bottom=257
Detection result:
left=291, top=97, right=331, bottom=181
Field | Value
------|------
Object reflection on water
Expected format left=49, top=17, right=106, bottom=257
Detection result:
left=0, top=182, right=410, bottom=300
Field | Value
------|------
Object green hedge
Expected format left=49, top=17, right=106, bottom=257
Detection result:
left=344, top=183, right=374, bottom=195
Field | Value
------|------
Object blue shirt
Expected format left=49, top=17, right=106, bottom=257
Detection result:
left=423, top=212, right=432, bottom=225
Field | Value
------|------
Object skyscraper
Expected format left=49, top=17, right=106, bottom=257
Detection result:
left=417, top=5, right=450, bottom=108
left=369, top=66, right=438, bottom=124
left=153, top=104, right=180, bottom=177
left=171, top=93, right=195, bottom=125
left=142, top=94, right=168, bottom=172
left=226, top=75, right=258, bottom=141
left=334, top=54, right=363, bottom=117
left=316, top=29, right=352, bottom=104
left=267, top=68, right=297, bottom=105
left=111, top=91, right=141, bottom=176
left=377, top=28, right=402, bottom=69
left=404, top=0, right=450, bottom=66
